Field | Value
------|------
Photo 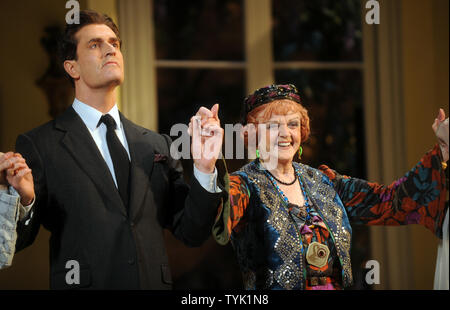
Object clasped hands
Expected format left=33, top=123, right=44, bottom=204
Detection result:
left=0, top=152, right=34, bottom=206
left=188, top=103, right=224, bottom=174
left=432, top=108, right=449, bottom=162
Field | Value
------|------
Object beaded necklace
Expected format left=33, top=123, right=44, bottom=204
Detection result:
left=265, top=169, right=297, bottom=185
left=262, top=163, right=312, bottom=223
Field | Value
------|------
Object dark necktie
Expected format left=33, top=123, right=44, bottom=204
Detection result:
left=98, top=114, right=130, bottom=209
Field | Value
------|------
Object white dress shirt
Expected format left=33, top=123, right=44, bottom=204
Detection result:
left=73, top=99, right=130, bottom=188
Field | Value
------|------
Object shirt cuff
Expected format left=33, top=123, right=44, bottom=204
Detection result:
left=8, top=186, right=34, bottom=221
left=193, top=165, right=223, bottom=193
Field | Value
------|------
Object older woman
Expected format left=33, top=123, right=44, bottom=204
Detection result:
left=213, top=84, right=448, bottom=290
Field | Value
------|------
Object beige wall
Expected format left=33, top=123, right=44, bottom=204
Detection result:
left=0, top=0, right=86, bottom=289
left=401, top=0, right=449, bottom=289
left=0, top=0, right=61, bottom=150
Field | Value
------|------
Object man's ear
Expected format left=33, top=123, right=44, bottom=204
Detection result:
left=63, top=60, right=80, bottom=80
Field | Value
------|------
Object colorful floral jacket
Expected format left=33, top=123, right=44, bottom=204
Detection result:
left=213, top=144, right=448, bottom=289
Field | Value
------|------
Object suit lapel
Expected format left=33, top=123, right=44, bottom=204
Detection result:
left=56, top=107, right=127, bottom=216
left=120, top=115, right=154, bottom=221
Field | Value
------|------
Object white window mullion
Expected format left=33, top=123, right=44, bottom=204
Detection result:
left=118, top=0, right=158, bottom=131
left=274, top=61, right=364, bottom=70
left=155, top=60, right=246, bottom=69
left=245, top=0, right=274, bottom=93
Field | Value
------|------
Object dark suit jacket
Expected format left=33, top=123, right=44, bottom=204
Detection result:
left=15, top=107, right=224, bottom=289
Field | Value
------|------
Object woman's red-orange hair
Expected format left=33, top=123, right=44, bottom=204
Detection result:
left=246, top=99, right=311, bottom=143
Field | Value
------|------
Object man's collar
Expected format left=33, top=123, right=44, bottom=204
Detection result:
left=72, top=98, right=121, bottom=131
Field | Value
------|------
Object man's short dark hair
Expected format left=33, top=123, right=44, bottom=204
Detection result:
left=60, top=10, right=121, bottom=84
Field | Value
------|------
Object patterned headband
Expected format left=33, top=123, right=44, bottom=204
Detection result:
left=240, top=84, right=302, bottom=124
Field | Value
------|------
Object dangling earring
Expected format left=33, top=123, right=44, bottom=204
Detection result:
left=298, top=146, right=303, bottom=159
left=256, top=149, right=260, bottom=159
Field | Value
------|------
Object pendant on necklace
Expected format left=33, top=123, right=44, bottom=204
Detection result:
left=306, top=242, right=330, bottom=268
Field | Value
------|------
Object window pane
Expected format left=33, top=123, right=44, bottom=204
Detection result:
left=276, top=69, right=371, bottom=289
left=276, top=69, right=365, bottom=177
left=157, top=68, right=247, bottom=174
left=154, top=0, right=244, bottom=61
left=273, top=0, right=363, bottom=62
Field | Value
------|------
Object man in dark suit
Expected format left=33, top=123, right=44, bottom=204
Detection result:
left=3, top=10, right=225, bottom=289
